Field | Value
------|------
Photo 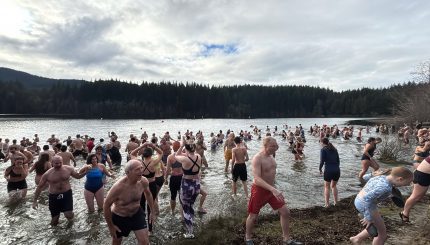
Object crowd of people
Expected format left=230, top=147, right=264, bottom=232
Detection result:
left=1, top=121, right=429, bottom=245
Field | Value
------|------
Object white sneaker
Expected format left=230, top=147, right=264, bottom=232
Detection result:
left=184, top=233, right=195, bottom=239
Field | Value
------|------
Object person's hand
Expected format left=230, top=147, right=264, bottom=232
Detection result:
left=271, top=188, right=284, bottom=202
left=149, top=212, right=157, bottom=224
left=32, top=200, right=38, bottom=209
left=360, top=217, right=370, bottom=227
left=110, top=174, right=116, bottom=179
left=108, top=225, right=121, bottom=239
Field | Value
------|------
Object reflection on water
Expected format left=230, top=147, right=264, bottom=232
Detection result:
left=0, top=118, right=415, bottom=244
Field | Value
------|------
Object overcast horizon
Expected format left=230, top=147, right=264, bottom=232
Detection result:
left=1, top=0, right=429, bottom=91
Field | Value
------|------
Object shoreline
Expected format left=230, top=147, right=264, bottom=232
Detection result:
left=173, top=195, right=430, bottom=245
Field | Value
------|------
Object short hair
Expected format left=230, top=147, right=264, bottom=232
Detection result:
left=60, top=145, right=67, bottom=152
left=263, top=136, right=276, bottom=147
left=43, top=145, right=49, bottom=150
left=125, top=160, right=140, bottom=174
left=234, top=136, right=242, bottom=144
left=52, top=155, right=62, bottom=163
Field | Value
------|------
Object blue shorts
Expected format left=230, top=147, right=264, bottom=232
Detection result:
left=354, top=196, right=376, bottom=222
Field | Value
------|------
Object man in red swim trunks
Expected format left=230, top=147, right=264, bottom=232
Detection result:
left=245, top=137, right=302, bottom=245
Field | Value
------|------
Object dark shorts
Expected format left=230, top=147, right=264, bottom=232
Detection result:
left=49, top=189, right=73, bottom=217
left=112, top=208, right=147, bottom=238
left=361, top=155, right=371, bottom=161
left=155, top=176, right=164, bottom=188
left=413, top=170, right=430, bottom=187
left=7, top=179, right=28, bottom=192
left=169, top=175, right=183, bottom=201
left=324, top=170, right=340, bottom=182
left=232, top=163, right=247, bottom=182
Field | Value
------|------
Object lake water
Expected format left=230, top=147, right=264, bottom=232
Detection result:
left=0, top=118, right=414, bottom=244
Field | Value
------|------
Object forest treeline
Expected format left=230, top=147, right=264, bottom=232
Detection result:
left=0, top=79, right=427, bottom=119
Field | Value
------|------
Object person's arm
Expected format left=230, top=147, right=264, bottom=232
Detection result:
left=29, top=163, right=36, bottom=173
left=151, top=144, right=163, bottom=163
left=106, top=154, right=113, bottom=169
left=142, top=178, right=156, bottom=223
left=244, top=149, right=249, bottom=162
left=319, top=149, right=325, bottom=174
left=33, top=172, right=49, bottom=209
left=103, top=184, right=121, bottom=239
left=231, top=148, right=237, bottom=166
left=165, top=156, right=173, bottom=181
left=4, top=167, right=11, bottom=181
left=71, top=166, right=87, bottom=179
left=101, top=164, right=115, bottom=178
left=70, top=153, right=76, bottom=167
left=252, top=155, right=281, bottom=199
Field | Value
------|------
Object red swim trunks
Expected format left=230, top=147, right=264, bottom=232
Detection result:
left=248, top=184, right=285, bottom=214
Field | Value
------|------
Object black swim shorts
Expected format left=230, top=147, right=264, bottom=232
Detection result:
left=112, top=208, right=147, bottom=238
left=413, top=170, right=430, bottom=187
left=49, top=189, right=73, bottom=217
left=232, top=163, right=247, bottom=182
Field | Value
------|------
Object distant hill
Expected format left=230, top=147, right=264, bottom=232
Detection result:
left=0, top=67, right=85, bottom=89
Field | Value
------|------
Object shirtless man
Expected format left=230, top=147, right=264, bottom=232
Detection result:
left=125, top=137, right=139, bottom=161
left=72, top=134, right=87, bottom=158
left=159, top=139, right=172, bottom=165
left=4, top=145, right=27, bottom=165
left=223, top=133, right=235, bottom=172
left=27, top=141, right=41, bottom=155
left=103, top=160, right=155, bottom=245
left=57, top=145, right=77, bottom=167
left=231, top=136, right=249, bottom=197
left=245, top=137, right=301, bottom=245
left=32, top=155, right=86, bottom=225
left=20, top=146, right=34, bottom=166
left=47, top=134, right=57, bottom=145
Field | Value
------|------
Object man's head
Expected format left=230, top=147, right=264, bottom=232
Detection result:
left=125, top=160, right=143, bottom=176
left=51, top=155, right=63, bottom=169
left=234, top=136, right=242, bottom=145
left=263, top=137, right=278, bottom=155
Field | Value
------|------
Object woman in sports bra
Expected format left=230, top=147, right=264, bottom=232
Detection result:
left=165, top=142, right=183, bottom=214
left=29, top=153, right=51, bottom=190
left=359, top=137, right=381, bottom=184
left=412, top=141, right=430, bottom=169
left=80, top=154, right=115, bottom=212
left=4, top=156, right=29, bottom=201
left=131, top=142, right=163, bottom=234
left=175, top=136, right=203, bottom=239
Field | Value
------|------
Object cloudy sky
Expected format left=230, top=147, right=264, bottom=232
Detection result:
left=0, top=0, right=429, bottom=90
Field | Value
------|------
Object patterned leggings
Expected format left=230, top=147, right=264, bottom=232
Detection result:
left=180, top=178, right=200, bottom=233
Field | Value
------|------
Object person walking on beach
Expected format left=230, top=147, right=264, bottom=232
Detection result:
left=231, top=136, right=249, bottom=198
left=350, top=167, right=413, bottom=245
left=245, top=137, right=302, bottom=245
left=319, top=138, right=340, bottom=207
left=103, top=159, right=156, bottom=245
left=32, top=155, right=86, bottom=225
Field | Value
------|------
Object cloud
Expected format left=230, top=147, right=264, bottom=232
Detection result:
left=0, top=0, right=429, bottom=90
